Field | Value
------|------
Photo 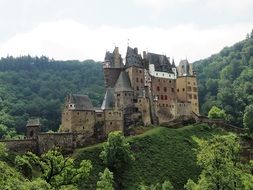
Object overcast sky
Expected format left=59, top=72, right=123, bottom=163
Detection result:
left=0, top=0, right=252, bottom=63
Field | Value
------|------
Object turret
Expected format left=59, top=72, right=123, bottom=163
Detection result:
left=26, top=118, right=41, bottom=139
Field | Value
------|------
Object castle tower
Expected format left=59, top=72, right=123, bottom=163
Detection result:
left=176, top=60, right=199, bottom=114
left=114, top=71, right=134, bottom=109
left=26, top=118, right=41, bottom=139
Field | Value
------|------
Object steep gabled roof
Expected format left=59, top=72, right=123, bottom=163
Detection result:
left=147, top=52, right=173, bottom=73
left=68, top=94, right=94, bottom=111
left=125, top=46, right=143, bottom=68
left=101, top=88, right=115, bottom=110
left=114, top=71, right=133, bottom=92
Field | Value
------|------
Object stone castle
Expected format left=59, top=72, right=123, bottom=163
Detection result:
left=0, top=46, right=199, bottom=154
left=60, top=46, right=199, bottom=137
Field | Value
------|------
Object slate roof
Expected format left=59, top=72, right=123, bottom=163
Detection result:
left=125, top=46, right=143, bottom=68
left=27, top=118, right=41, bottom=127
left=104, top=51, right=114, bottom=67
left=68, top=94, right=94, bottom=111
left=101, top=88, right=115, bottom=110
left=114, top=71, right=133, bottom=92
left=147, top=53, right=173, bottom=73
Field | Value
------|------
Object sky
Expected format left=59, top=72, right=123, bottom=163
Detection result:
left=0, top=0, right=252, bottom=63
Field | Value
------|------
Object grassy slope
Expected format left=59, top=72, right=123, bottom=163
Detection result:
left=74, top=124, right=226, bottom=190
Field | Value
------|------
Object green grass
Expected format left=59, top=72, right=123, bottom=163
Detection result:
left=74, top=123, right=226, bottom=190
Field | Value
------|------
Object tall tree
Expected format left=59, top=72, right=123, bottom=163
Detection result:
left=100, top=131, right=134, bottom=188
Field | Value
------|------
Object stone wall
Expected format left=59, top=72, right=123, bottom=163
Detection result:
left=125, top=66, right=145, bottom=96
left=37, top=132, right=74, bottom=154
left=176, top=76, right=199, bottom=114
left=0, top=139, right=37, bottom=154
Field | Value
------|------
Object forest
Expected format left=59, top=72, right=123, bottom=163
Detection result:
left=0, top=56, right=104, bottom=137
left=0, top=32, right=253, bottom=138
left=194, top=31, right=253, bottom=127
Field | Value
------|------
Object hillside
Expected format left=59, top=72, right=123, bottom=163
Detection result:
left=74, top=124, right=226, bottom=189
left=194, top=34, right=253, bottom=127
left=0, top=56, right=104, bottom=134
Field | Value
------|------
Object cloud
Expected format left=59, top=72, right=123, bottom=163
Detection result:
left=0, top=19, right=252, bottom=63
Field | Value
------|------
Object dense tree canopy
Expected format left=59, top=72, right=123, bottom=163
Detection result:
left=194, top=34, right=253, bottom=127
left=185, top=134, right=253, bottom=190
left=0, top=56, right=104, bottom=134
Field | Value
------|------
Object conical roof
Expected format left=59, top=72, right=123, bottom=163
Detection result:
left=114, top=71, right=133, bottom=92
left=101, top=88, right=115, bottom=110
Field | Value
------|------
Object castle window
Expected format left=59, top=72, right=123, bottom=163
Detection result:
left=136, top=86, right=139, bottom=90
left=177, top=89, right=179, bottom=92
left=125, top=93, right=127, bottom=96
left=161, top=95, right=164, bottom=100
left=171, top=88, right=174, bottom=92
left=182, top=88, right=185, bottom=92
left=166, top=104, right=168, bottom=107
left=163, top=104, right=165, bottom=107
left=140, top=79, right=143, bottom=83
left=136, top=78, right=139, bottom=82
left=188, top=82, right=190, bottom=84
left=193, top=87, right=197, bottom=92
left=77, top=112, right=79, bottom=115
left=110, top=122, right=112, bottom=125
left=187, top=86, right=192, bottom=91
left=139, top=99, right=141, bottom=103
left=194, top=94, right=197, bottom=99
left=117, top=93, right=120, bottom=96
left=139, top=70, right=142, bottom=73
left=189, top=94, right=192, bottom=99
left=164, top=87, right=167, bottom=92
left=169, top=80, right=171, bottom=83
left=157, top=86, right=160, bottom=91
left=83, top=126, right=85, bottom=129
left=164, top=95, right=168, bottom=100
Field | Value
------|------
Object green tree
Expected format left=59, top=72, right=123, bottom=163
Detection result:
left=185, top=134, right=253, bottom=190
left=100, top=131, right=134, bottom=188
left=15, top=148, right=92, bottom=189
left=243, top=104, right=253, bottom=133
left=138, top=180, right=173, bottom=190
left=208, top=106, right=226, bottom=120
left=96, top=168, right=114, bottom=190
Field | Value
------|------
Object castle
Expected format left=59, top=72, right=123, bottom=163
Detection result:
left=0, top=46, right=200, bottom=154
left=60, top=46, right=199, bottom=137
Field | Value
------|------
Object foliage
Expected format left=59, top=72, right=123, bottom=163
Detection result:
left=208, top=106, right=226, bottom=120
left=100, top=131, right=134, bottom=188
left=138, top=180, right=174, bottom=190
left=15, top=148, right=92, bottom=189
left=243, top=104, right=253, bottom=133
left=194, top=33, right=253, bottom=127
left=0, top=56, right=104, bottom=134
left=185, top=134, right=253, bottom=190
left=96, top=168, right=114, bottom=190
left=74, top=124, right=225, bottom=189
